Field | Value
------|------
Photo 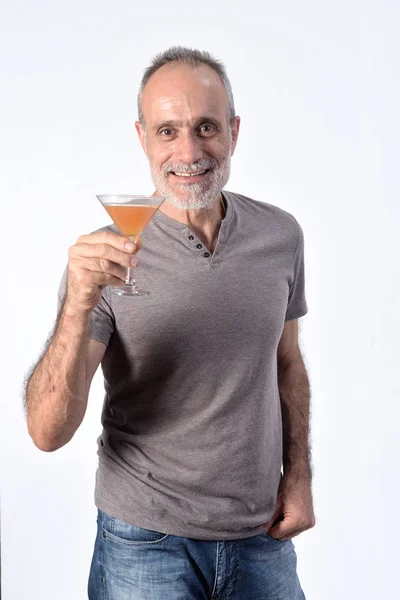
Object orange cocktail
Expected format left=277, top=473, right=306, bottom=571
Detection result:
left=96, top=194, right=165, bottom=296
left=104, top=204, right=160, bottom=240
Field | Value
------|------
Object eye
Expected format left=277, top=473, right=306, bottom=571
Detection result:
left=160, top=128, right=173, bottom=136
left=199, top=124, right=217, bottom=136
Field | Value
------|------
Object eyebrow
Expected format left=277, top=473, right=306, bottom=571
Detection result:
left=151, top=116, right=221, bottom=132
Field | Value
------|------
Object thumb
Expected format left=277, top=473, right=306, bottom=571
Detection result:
left=263, top=503, right=283, bottom=531
left=268, top=518, right=287, bottom=538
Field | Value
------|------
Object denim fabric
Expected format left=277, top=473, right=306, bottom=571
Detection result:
left=88, top=509, right=305, bottom=600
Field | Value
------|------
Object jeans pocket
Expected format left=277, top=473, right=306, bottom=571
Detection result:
left=264, top=532, right=288, bottom=543
left=102, top=514, right=169, bottom=546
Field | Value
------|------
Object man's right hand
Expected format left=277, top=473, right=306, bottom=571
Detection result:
left=66, top=231, right=141, bottom=311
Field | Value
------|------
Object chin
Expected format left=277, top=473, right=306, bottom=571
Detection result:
left=166, top=190, right=217, bottom=211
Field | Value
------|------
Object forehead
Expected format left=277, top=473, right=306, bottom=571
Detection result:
left=141, top=63, right=229, bottom=124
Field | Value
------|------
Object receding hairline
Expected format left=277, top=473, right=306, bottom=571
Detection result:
left=143, top=60, right=225, bottom=86
left=140, top=63, right=230, bottom=119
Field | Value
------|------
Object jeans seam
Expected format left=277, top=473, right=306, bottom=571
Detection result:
left=232, top=541, right=239, bottom=594
left=99, top=511, right=106, bottom=600
left=211, top=541, right=219, bottom=598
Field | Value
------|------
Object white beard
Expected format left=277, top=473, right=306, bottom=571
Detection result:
left=149, top=154, right=231, bottom=210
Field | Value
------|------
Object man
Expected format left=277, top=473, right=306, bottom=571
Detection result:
left=25, top=47, right=315, bottom=599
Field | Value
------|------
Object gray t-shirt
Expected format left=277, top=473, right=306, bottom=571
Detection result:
left=58, top=190, right=308, bottom=540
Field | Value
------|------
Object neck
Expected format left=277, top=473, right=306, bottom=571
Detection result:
left=157, top=192, right=226, bottom=253
left=158, top=192, right=225, bottom=227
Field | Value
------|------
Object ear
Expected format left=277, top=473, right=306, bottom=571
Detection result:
left=230, top=116, right=241, bottom=156
left=135, top=121, right=147, bottom=154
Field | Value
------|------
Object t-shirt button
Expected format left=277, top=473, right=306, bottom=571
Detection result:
left=196, top=243, right=203, bottom=249
left=188, top=235, right=194, bottom=240
left=204, top=252, right=210, bottom=258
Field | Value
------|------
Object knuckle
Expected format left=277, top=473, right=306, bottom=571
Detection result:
left=98, top=244, right=108, bottom=258
left=99, top=258, right=111, bottom=272
left=68, top=257, right=78, bottom=270
left=75, top=269, right=88, bottom=285
left=68, top=262, right=88, bottom=284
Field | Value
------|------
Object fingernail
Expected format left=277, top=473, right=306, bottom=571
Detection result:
left=130, top=257, right=138, bottom=267
left=125, top=242, right=135, bottom=251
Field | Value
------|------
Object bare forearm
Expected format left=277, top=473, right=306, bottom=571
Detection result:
left=278, top=354, right=312, bottom=482
left=25, top=301, right=92, bottom=451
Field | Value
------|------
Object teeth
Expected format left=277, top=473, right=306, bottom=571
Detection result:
left=173, top=170, right=207, bottom=177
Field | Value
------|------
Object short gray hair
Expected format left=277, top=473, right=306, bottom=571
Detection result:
left=137, top=46, right=235, bottom=125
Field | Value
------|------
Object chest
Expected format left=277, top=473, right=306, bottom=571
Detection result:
left=107, top=236, right=292, bottom=365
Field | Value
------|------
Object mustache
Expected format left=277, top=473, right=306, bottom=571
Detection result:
left=164, top=158, right=218, bottom=175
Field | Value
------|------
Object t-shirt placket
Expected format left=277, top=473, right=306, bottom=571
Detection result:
left=182, top=227, right=225, bottom=265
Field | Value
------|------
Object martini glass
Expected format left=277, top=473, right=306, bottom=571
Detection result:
left=96, top=194, right=165, bottom=296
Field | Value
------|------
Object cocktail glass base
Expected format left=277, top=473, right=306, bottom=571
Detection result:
left=110, top=285, right=150, bottom=296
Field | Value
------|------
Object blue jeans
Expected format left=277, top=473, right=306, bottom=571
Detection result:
left=88, top=509, right=306, bottom=600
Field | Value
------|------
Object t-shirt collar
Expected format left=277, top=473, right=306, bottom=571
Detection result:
left=153, top=190, right=233, bottom=230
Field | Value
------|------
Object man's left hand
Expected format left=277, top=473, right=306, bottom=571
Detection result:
left=263, top=474, right=316, bottom=541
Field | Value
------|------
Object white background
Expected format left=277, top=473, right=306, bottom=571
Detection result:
left=1, top=1, right=398, bottom=598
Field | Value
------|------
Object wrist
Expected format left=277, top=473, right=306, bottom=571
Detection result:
left=62, top=298, right=93, bottom=320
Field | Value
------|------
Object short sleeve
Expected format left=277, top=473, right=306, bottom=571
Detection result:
left=285, top=222, right=308, bottom=321
left=57, top=264, right=115, bottom=346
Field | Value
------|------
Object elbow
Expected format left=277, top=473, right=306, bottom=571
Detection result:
left=33, top=438, right=62, bottom=452
left=29, top=431, right=61, bottom=452
left=27, top=423, right=69, bottom=453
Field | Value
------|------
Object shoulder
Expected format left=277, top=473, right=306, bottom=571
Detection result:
left=224, top=190, right=301, bottom=238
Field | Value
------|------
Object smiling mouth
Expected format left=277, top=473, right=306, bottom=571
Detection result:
left=169, top=168, right=211, bottom=178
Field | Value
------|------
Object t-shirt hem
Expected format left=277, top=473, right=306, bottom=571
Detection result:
left=285, top=307, right=308, bottom=321
left=94, top=498, right=269, bottom=541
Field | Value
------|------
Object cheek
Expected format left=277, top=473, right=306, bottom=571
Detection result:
left=209, top=132, right=231, bottom=154
left=148, top=144, right=172, bottom=170
left=210, top=141, right=231, bottom=163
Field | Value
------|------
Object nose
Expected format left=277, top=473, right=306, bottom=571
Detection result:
left=175, top=130, right=204, bottom=165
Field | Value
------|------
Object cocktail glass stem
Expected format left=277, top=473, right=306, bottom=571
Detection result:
left=125, top=235, right=138, bottom=289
